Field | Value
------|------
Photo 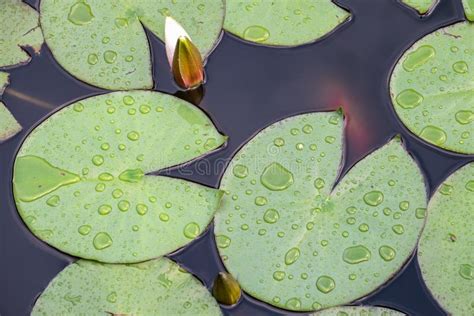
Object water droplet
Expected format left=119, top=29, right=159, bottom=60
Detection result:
left=358, top=223, right=369, bottom=232
left=284, top=247, right=300, bottom=265
left=273, top=137, right=285, bottom=147
left=243, top=25, right=270, bottom=43
left=466, top=180, right=474, bottom=192
left=379, top=245, right=396, bottom=261
left=106, top=291, right=117, bottom=303
left=316, top=276, right=335, bottom=293
left=139, top=104, right=151, bottom=114
left=92, top=155, right=104, bottom=166
left=112, top=189, right=123, bottom=199
left=68, top=1, right=94, bottom=26
left=459, top=264, right=473, bottom=280
left=136, top=204, right=148, bottom=215
left=78, top=225, right=91, bottom=235
left=216, top=235, right=231, bottom=248
left=402, top=45, right=435, bottom=72
left=127, top=131, right=140, bottom=141
left=363, top=191, right=384, bottom=206
left=114, top=17, right=128, bottom=28
left=302, top=124, right=313, bottom=134
left=233, top=164, right=248, bottom=178
left=95, top=183, right=105, bottom=192
left=273, top=271, right=286, bottom=281
left=98, top=172, right=113, bottom=181
left=159, top=212, right=169, bottom=222
left=118, top=200, right=130, bottom=212
left=452, top=61, right=469, bottom=74
left=314, top=178, right=325, bottom=190
left=184, top=222, right=200, bottom=239
left=439, top=183, right=453, bottom=195
left=422, top=126, right=449, bottom=147
left=93, top=232, right=112, bottom=250
left=260, top=162, right=294, bottom=191
left=392, top=224, right=405, bottom=235
left=325, top=136, right=336, bottom=144
left=263, top=208, right=279, bottom=224
left=415, top=207, right=426, bottom=219
left=103, top=50, right=117, bottom=64
left=396, top=89, right=423, bottom=109
left=295, top=143, right=304, bottom=150
left=285, top=298, right=301, bottom=310
left=455, top=110, right=473, bottom=125
left=46, top=195, right=60, bottom=207
left=312, top=302, right=322, bottom=310
left=254, top=196, right=267, bottom=206
left=98, top=204, right=112, bottom=215
left=343, top=245, right=371, bottom=264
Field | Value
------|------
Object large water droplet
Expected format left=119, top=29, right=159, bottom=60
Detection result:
left=78, top=225, right=91, bottom=235
left=68, top=1, right=94, bottom=26
left=46, top=195, right=60, bottom=207
left=285, top=298, right=301, bottom=310
left=273, top=271, right=286, bottom=281
left=455, top=110, right=473, bottom=125
left=184, top=222, right=200, bottom=239
left=452, top=61, right=469, bottom=74
left=316, top=276, right=335, bottom=293
left=263, top=208, right=280, bottom=224
left=260, top=162, right=294, bottom=191
left=93, top=232, right=112, bottom=250
left=243, top=25, right=270, bottom=43
left=216, top=235, right=231, bottom=248
left=419, top=126, right=447, bottom=146
left=233, top=164, right=248, bottom=178
left=396, top=89, right=423, bottom=109
left=402, top=45, right=435, bottom=72
left=363, top=191, right=384, bottom=206
left=98, top=204, right=112, bottom=215
left=379, top=245, right=396, bottom=261
left=343, top=245, right=371, bottom=264
left=392, top=224, right=405, bottom=235
left=104, top=50, right=117, bottom=64
left=285, top=247, right=300, bottom=265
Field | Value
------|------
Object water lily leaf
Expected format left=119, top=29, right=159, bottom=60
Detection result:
left=214, top=112, right=427, bottom=311
left=223, top=0, right=350, bottom=46
left=463, top=0, right=474, bottom=21
left=0, top=0, right=43, bottom=68
left=40, top=0, right=224, bottom=90
left=418, top=163, right=474, bottom=315
left=390, top=22, right=474, bottom=154
left=400, top=0, right=438, bottom=15
left=312, top=306, right=405, bottom=316
left=32, top=257, right=222, bottom=315
left=13, top=91, right=226, bottom=263
left=0, top=72, right=22, bottom=142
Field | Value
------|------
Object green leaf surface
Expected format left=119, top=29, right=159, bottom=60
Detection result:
left=400, top=0, right=438, bottom=14
left=312, top=306, right=405, bottom=316
left=32, top=257, right=223, bottom=316
left=390, top=22, right=474, bottom=154
left=418, top=162, right=474, bottom=315
left=0, top=72, right=22, bottom=142
left=214, top=112, right=427, bottom=311
left=223, top=0, right=350, bottom=47
left=0, top=0, right=43, bottom=68
left=40, top=0, right=224, bottom=90
left=13, top=91, right=226, bottom=263
left=463, top=0, right=474, bottom=21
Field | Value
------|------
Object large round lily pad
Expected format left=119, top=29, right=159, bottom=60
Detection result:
left=313, top=306, right=405, bottom=316
left=224, top=0, right=350, bottom=46
left=390, top=22, right=474, bottom=154
left=0, top=0, right=43, bottom=68
left=40, top=0, right=224, bottom=90
left=13, top=91, right=226, bottom=263
left=418, top=162, right=474, bottom=315
left=32, top=257, right=222, bottom=315
left=0, top=72, right=21, bottom=142
left=400, top=0, right=438, bottom=15
left=214, top=111, right=427, bottom=311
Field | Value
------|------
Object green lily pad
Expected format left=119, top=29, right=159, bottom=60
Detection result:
left=390, top=22, right=474, bottom=154
left=312, top=306, right=405, bottom=316
left=418, top=162, right=474, bottom=315
left=400, top=0, right=438, bottom=15
left=0, top=0, right=43, bottom=68
left=223, top=0, right=350, bottom=46
left=463, top=0, right=474, bottom=21
left=32, top=257, right=222, bottom=315
left=40, top=0, right=224, bottom=90
left=13, top=91, right=226, bottom=263
left=0, top=72, right=22, bottom=142
left=214, top=111, right=427, bottom=311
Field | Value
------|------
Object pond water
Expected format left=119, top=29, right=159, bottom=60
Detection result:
left=1, top=0, right=473, bottom=315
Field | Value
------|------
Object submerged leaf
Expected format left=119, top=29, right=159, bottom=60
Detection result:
left=32, top=258, right=222, bottom=315
left=13, top=91, right=226, bottom=263
left=214, top=112, right=427, bottom=311
left=312, top=306, right=405, bottom=315
left=0, top=0, right=43, bottom=68
left=418, top=163, right=474, bottom=315
left=172, top=36, right=205, bottom=90
left=390, top=22, right=474, bottom=154
left=40, top=0, right=224, bottom=90
left=0, top=72, right=21, bottom=142
left=463, top=0, right=474, bottom=21
left=400, top=0, right=438, bottom=15
left=224, top=0, right=350, bottom=46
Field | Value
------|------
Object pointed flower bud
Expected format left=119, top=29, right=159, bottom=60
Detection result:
left=165, top=17, right=204, bottom=90
left=212, top=272, right=242, bottom=306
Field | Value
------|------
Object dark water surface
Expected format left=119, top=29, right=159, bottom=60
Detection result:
left=1, top=0, right=473, bottom=315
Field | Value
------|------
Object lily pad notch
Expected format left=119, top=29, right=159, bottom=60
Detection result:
left=39, top=0, right=225, bottom=90
left=399, top=0, right=439, bottom=16
left=0, top=72, right=22, bottom=142
left=13, top=90, right=227, bottom=263
left=215, top=111, right=428, bottom=311
left=224, top=0, right=351, bottom=46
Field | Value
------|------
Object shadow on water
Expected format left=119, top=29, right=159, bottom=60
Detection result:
left=1, top=0, right=472, bottom=315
